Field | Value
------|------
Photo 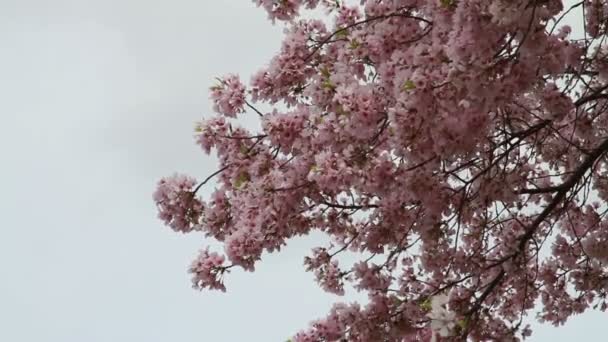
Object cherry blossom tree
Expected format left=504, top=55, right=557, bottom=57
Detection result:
left=154, top=1, right=608, bottom=340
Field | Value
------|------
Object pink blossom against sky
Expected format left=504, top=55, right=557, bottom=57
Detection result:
left=0, top=0, right=604, bottom=341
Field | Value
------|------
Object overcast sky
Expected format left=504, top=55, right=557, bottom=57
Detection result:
left=0, top=1, right=604, bottom=341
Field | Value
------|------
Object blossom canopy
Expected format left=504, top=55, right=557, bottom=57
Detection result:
left=155, top=0, right=608, bottom=340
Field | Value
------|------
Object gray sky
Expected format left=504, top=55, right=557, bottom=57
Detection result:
left=0, top=1, right=603, bottom=341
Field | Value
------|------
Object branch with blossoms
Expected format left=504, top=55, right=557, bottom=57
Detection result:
left=303, top=7, right=433, bottom=62
left=155, top=0, right=608, bottom=341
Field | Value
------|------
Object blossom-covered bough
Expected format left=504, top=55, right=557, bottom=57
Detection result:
left=154, top=0, right=608, bottom=340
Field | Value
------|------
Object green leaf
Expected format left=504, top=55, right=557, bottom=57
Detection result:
left=336, top=105, right=349, bottom=116
left=457, top=318, right=469, bottom=330
left=402, top=80, right=416, bottom=91
left=320, top=66, right=331, bottom=78
left=234, top=172, right=250, bottom=189
left=322, top=79, right=336, bottom=90
left=420, top=298, right=432, bottom=311
left=335, top=28, right=349, bottom=39
left=440, top=0, right=456, bottom=8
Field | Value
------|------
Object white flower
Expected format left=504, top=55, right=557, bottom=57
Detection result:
left=458, top=99, right=471, bottom=109
left=427, top=294, right=456, bottom=340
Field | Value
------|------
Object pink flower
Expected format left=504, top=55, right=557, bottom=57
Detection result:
left=210, top=74, right=246, bottom=117
left=189, top=248, right=229, bottom=291
left=153, top=174, right=203, bottom=233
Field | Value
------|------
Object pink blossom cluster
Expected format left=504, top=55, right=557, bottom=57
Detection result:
left=156, top=0, right=608, bottom=340
left=189, top=248, right=228, bottom=291
left=210, top=74, right=246, bottom=117
left=253, top=0, right=337, bottom=21
left=585, top=0, right=608, bottom=37
left=153, top=174, right=203, bottom=233
left=304, top=247, right=345, bottom=295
